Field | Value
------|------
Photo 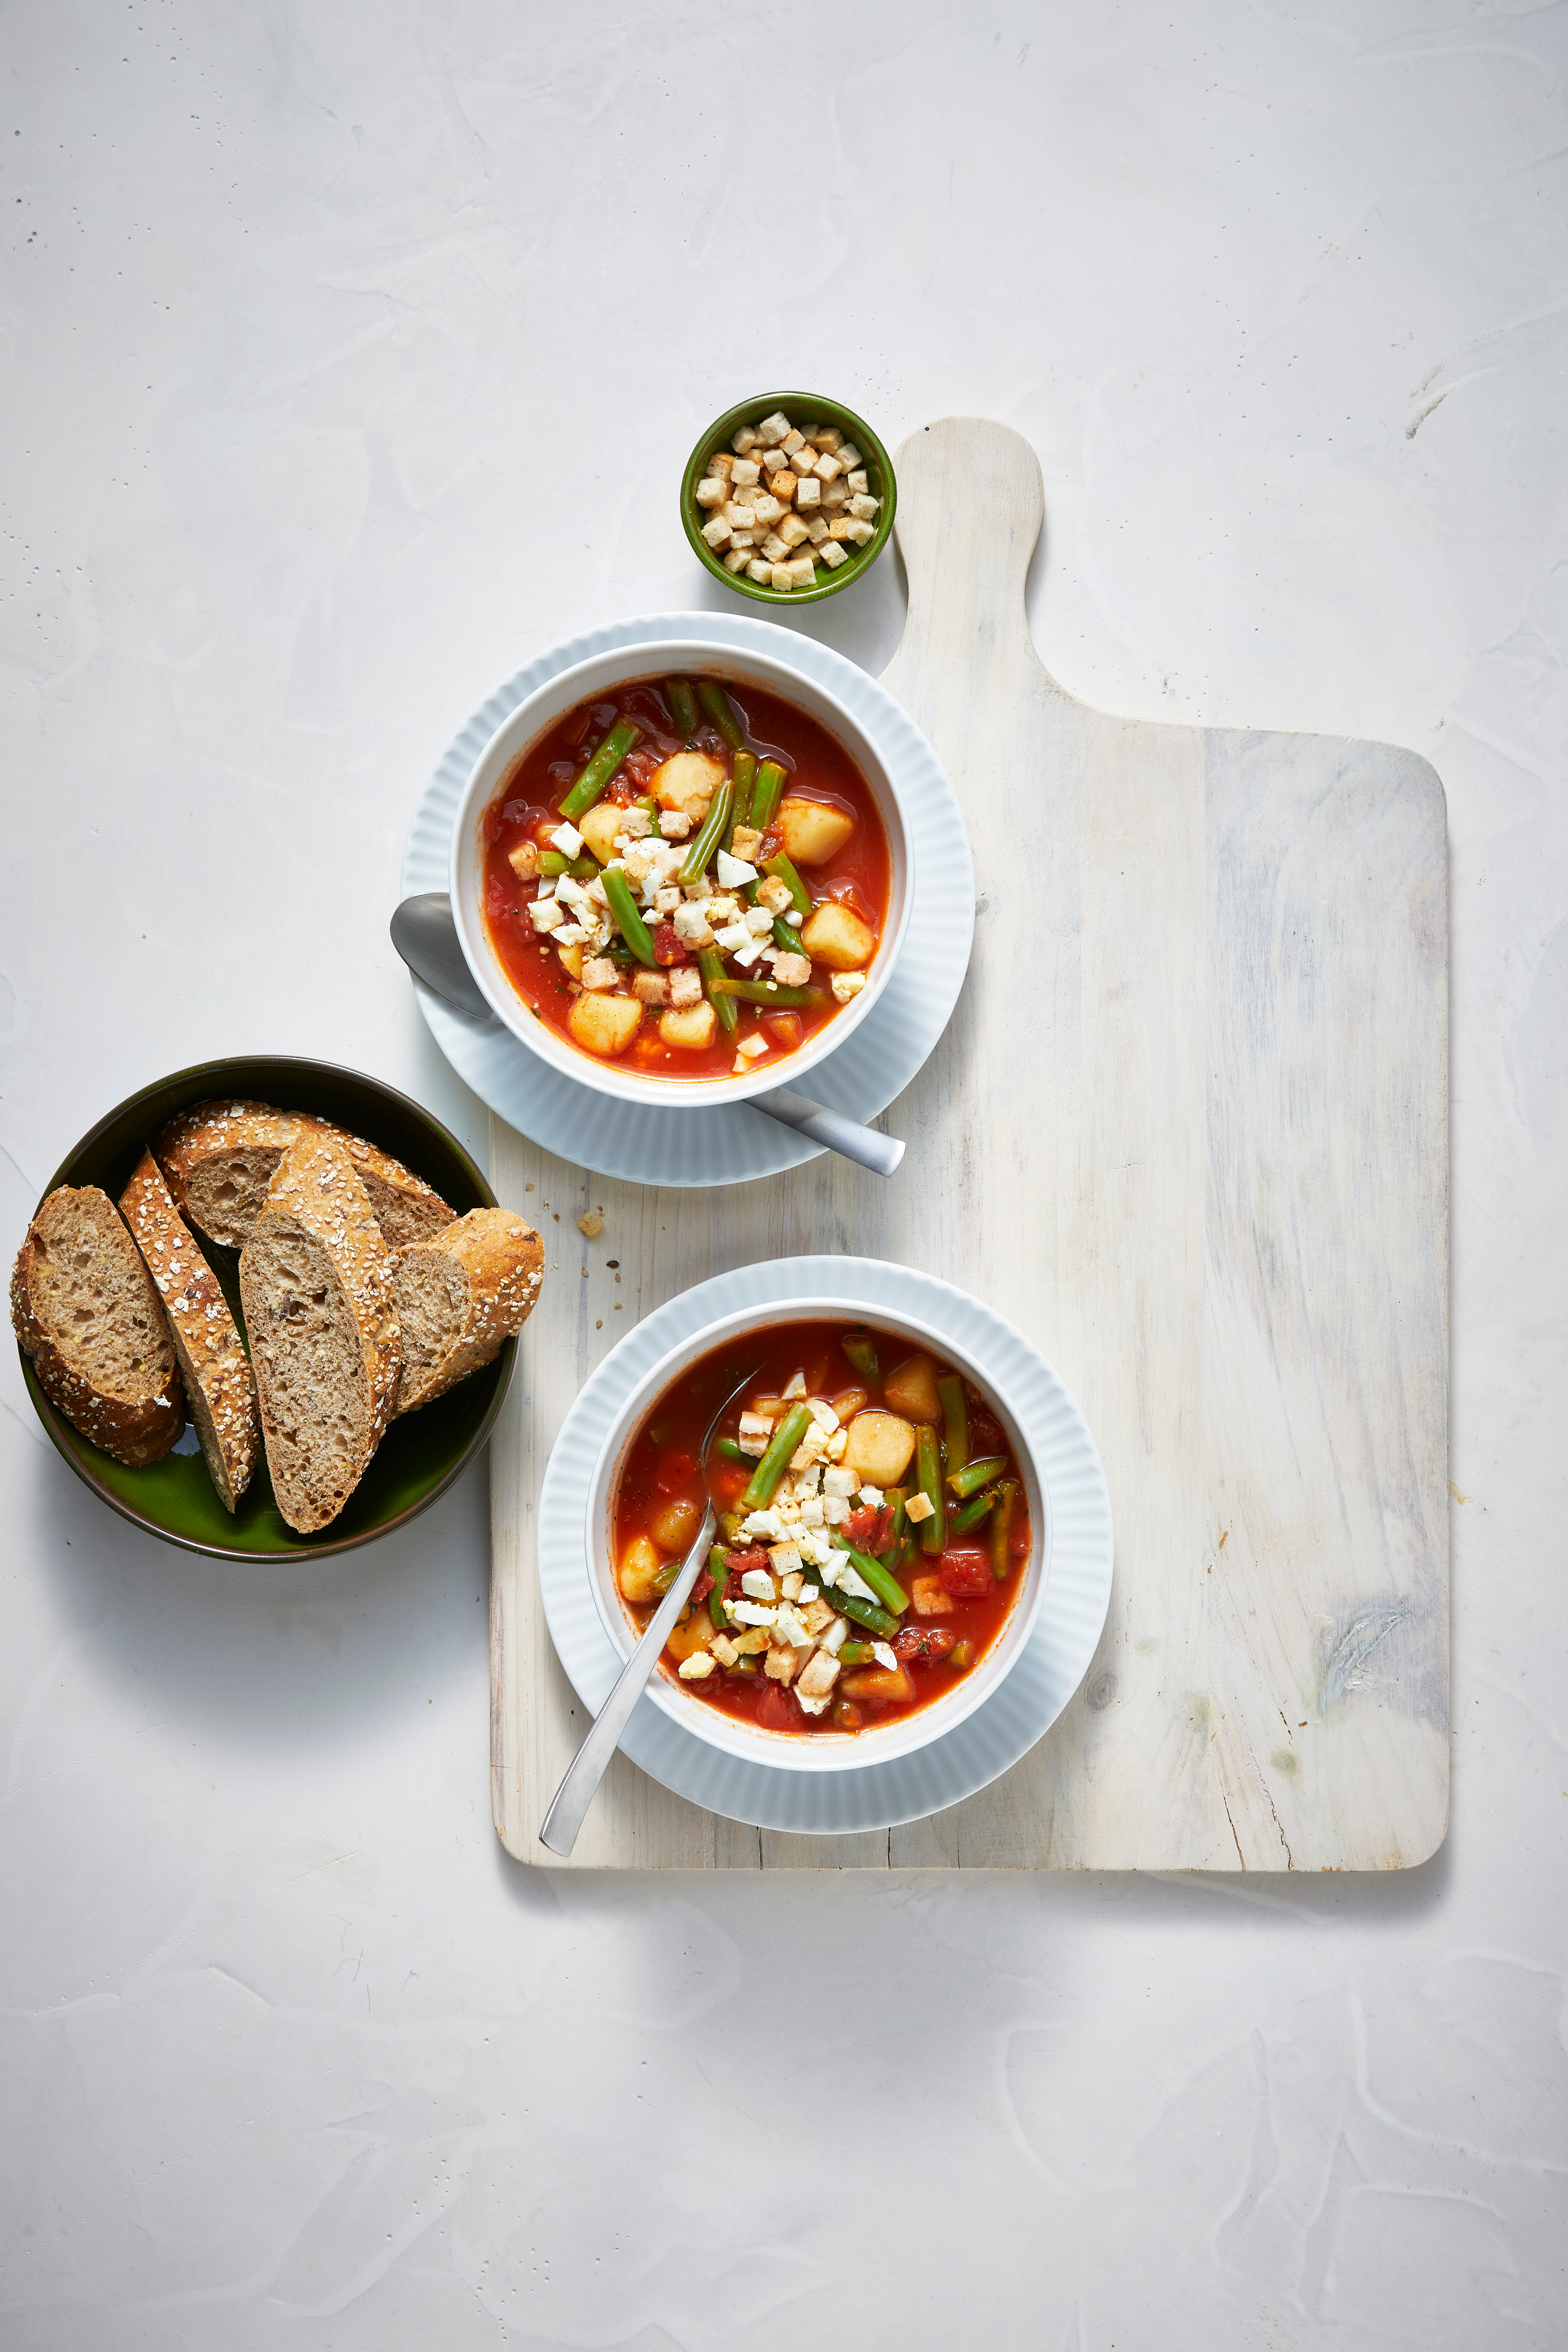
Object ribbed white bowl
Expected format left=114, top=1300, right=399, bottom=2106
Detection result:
left=400, top=611, right=973, bottom=1187
left=535, top=1256, right=1114, bottom=1836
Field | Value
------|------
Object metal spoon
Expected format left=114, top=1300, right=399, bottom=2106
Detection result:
left=537, top=1365, right=758, bottom=1856
left=390, top=892, right=904, bottom=1177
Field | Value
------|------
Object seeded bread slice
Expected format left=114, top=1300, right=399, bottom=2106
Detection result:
left=11, top=1186, right=185, bottom=1464
left=119, top=1150, right=261, bottom=1512
left=391, top=1209, right=545, bottom=1416
left=238, top=1135, right=401, bottom=1533
left=155, top=1100, right=452, bottom=1251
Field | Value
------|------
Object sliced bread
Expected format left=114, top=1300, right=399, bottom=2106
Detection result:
left=238, top=1135, right=401, bottom=1533
left=155, top=1100, right=452, bottom=1251
left=119, top=1150, right=262, bottom=1512
left=391, top=1209, right=545, bottom=1415
left=11, top=1186, right=185, bottom=1464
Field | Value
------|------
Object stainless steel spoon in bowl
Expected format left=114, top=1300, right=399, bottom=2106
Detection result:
left=391, top=892, right=904, bottom=1178
left=536, top=1368, right=758, bottom=1856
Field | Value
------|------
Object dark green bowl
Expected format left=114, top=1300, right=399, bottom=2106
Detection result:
left=16, top=1056, right=516, bottom=1561
left=680, top=392, right=897, bottom=605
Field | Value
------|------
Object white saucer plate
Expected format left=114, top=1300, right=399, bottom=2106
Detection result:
left=535, top=1255, right=1114, bottom=1837
left=400, top=611, right=974, bottom=1188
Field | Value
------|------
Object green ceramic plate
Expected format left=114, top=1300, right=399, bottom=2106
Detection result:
left=16, top=1056, right=516, bottom=1560
left=680, top=392, right=897, bottom=605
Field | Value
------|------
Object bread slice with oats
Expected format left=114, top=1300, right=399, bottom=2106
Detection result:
left=119, top=1150, right=261, bottom=1512
left=155, top=1100, right=451, bottom=1252
left=238, top=1135, right=401, bottom=1534
left=10, top=1186, right=185, bottom=1464
left=391, top=1209, right=545, bottom=1416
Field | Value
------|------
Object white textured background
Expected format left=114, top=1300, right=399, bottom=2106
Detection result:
left=3, top=2, right=1565, bottom=2344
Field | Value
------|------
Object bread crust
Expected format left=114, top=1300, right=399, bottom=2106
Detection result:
left=119, top=1150, right=261, bottom=1511
left=239, top=1136, right=401, bottom=1532
left=155, top=1099, right=452, bottom=1250
left=392, top=1208, right=545, bottom=1415
left=11, top=1186, right=185, bottom=1465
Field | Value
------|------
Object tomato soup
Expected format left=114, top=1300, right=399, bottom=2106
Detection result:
left=479, top=674, right=891, bottom=1083
left=612, top=1321, right=1032, bottom=1737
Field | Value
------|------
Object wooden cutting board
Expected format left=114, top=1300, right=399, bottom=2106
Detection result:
left=488, top=418, right=1448, bottom=1871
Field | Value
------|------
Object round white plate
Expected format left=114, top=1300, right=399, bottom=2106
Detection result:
left=400, top=611, right=974, bottom=1188
left=536, top=1256, right=1115, bottom=1837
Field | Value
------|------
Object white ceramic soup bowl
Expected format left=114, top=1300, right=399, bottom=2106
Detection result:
left=449, top=629, right=914, bottom=1107
left=584, top=1294, right=1051, bottom=1773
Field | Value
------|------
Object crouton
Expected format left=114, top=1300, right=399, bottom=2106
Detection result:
left=694, top=475, right=726, bottom=508
left=659, top=809, right=692, bottom=839
left=820, top=541, right=848, bottom=569
left=757, top=410, right=792, bottom=446
left=668, top=965, right=702, bottom=1009
left=755, top=874, right=794, bottom=915
left=795, top=475, right=821, bottom=510
left=769, top=566, right=794, bottom=591
left=797, top=1650, right=840, bottom=1702
left=580, top=956, right=619, bottom=991
left=849, top=493, right=879, bottom=522
left=700, top=515, right=731, bottom=550
left=631, top=970, right=669, bottom=1006
left=778, top=514, right=810, bottom=549
left=763, top=1642, right=802, bottom=1684
left=772, top=952, right=812, bottom=987
left=507, top=840, right=539, bottom=882
left=672, top=903, right=715, bottom=948
left=786, top=556, right=815, bottom=589
left=731, top=425, right=759, bottom=454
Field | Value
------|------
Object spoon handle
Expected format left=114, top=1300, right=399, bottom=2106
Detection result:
left=752, top=1086, right=905, bottom=1177
left=537, top=1509, right=718, bottom=1856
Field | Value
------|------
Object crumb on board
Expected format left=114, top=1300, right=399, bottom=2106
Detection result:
left=577, top=1210, right=605, bottom=1237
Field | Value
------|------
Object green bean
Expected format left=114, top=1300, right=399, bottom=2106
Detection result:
left=938, top=1375, right=969, bottom=1475
left=948, top=1453, right=1007, bottom=1500
left=712, top=1437, right=750, bottom=1464
left=666, top=677, right=699, bottom=739
left=559, top=718, right=641, bottom=821
left=916, top=1427, right=944, bottom=1554
left=698, top=948, right=738, bottom=1034
left=538, top=850, right=599, bottom=879
left=601, top=868, right=656, bottom=966
left=751, top=759, right=787, bottom=832
left=950, top=1486, right=998, bottom=1535
left=830, top=1534, right=909, bottom=1617
left=708, top=977, right=824, bottom=1008
left=696, top=680, right=744, bottom=751
left=739, top=1404, right=811, bottom=1509
left=761, top=853, right=810, bottom=919
left=886, top=1486, right=907, bottom=1540
left=840, top=1331, right=880, bottom=1384
left=990, top=1479, right=1019, bottom=1578
left=708, top=1545, right=730, bottom=1629
left=680, top=780, right=732, bottom=885
left=652, top=1558, right=682, bottom=1596
left=823, top=1584, right=899, bottom=1639
left=728, top=751, right=757, bottom=843
left=718, top=1510, right=745, bottom=1544
left=837, top=1640, right=875, bottom=1667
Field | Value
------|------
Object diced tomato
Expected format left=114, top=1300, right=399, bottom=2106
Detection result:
left=756, top=1682, right=797, bottom=1732
left=893, top=1624, right=957, bottom=1665
left=690, top=1564, right=714, bottom=1605
left=763, top=1011, right=803, bottom=1051
left=654, top=1446, right=698, bottom=1494
left=939, top=1548, right=994, bottom=1598
left=654, top=923, right=691, bottom=966
left=723, top=1549, right=769, bottom=1599
left=1010, top=1511, right=1031, bottom=1559
left=838, top=1506, right=881, bottom=1549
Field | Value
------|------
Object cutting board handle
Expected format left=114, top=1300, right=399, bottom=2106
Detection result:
left=883, top=417, right=1062, bottom=698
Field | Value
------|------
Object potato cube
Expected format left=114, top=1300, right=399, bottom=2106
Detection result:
left=775, top=795, right=856, bottom=866
left=581, top=956, right=619, bottom=991
left=910, top=1574, right=950, bottom=1618
left=700, top=515, right=731, bottom=550
left=668, top=964, right=703, bottom=1008
left=821, top=541, right=848, bottom=569
left=556, top=941, right=584, bottom=981
left=694, top=475, right=726, bottom=508
left=618, top=1533, right=663, bottom=1603
left=659, top=1001, right=717, bottom=1050
left=757, top=410, right=792, bottom=446
left=842, top=1409, right=917, bottom=1485
left=567, top=990, right=642, bottom=1058
left=574, top=803, right=622, bottom=865
left=631, top=969, right=669, bottom=1005
left=795, top=475, right=821, bottom=510
left=650, top=749, right=726, bottom=817
left=667, top=1611, right=716, bottom=1663
left=731, top=425, right=759, bottom=454
left=882, top=1352, right=943, bottom=1423
left=801, top=899, right=876, bottom=970
left=778, top=514, right=810, bottom=550
left=840, top=1662, right=914, bottom=1705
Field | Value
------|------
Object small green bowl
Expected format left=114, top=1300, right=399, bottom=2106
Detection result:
left=16, top=1055, right=517, bottom=1562
left=680, top=392, right=897, bottom=605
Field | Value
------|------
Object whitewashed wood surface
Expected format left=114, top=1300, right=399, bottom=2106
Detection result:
left=488, top=418, right=1448, bottom=1872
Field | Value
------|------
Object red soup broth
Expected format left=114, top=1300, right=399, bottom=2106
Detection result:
left=479, top=674, right=891, bottom=1083
left=612, top=1321, right=1033, bottom=1738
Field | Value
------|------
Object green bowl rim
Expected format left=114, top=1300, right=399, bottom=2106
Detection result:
left=679, top=391, right=897, bottom=606
left=18, top=1052, right=515, bottom=1563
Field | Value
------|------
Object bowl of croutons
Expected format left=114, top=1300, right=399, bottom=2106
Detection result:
left=681, top=395, right=896, bottom=603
